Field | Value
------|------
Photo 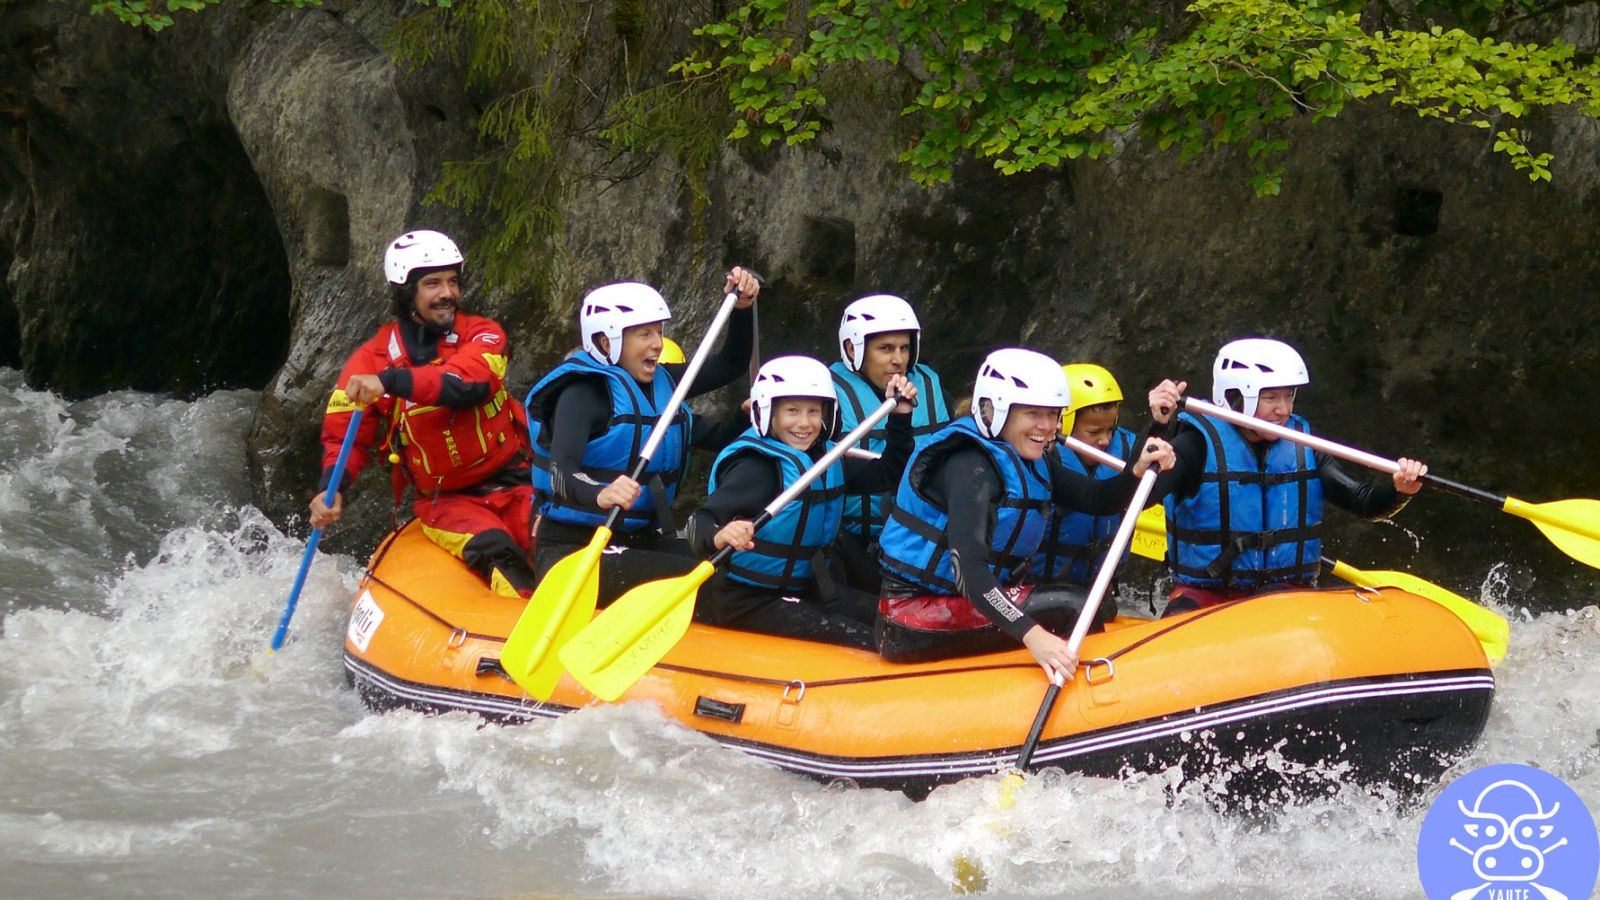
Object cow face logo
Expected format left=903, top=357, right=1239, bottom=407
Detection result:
left=1418, top=764, right=1598, bottom=900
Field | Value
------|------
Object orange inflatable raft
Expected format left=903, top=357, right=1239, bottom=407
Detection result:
left=343, top=521, right=1494, bottom=797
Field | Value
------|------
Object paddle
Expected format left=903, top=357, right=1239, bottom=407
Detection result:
left=560, top=392, right=906, bottom=702
left=1015, top=437, right=1164, bottom=768
left=1063, top=434, right=1509, bottom=664
left=271, top=406, right=365, bottom=652
left=500, top=290, right=743, bottom=701
left=1185, top=396, right=1600, bottom=570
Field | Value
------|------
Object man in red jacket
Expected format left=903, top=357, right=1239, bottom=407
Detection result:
left=309, top=229, right=537, bottom=597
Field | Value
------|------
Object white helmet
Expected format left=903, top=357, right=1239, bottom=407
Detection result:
left=838, top=294, right=921, bottom=371
left=1212, top=338, right=1309, bottom=418
left=972, top=348, right=1073, bottom=439
left=384, top=230, right=464, bottom=286
left=580, top=282, right=672, bottom=366
left=749, top=356, right=838, bottom=437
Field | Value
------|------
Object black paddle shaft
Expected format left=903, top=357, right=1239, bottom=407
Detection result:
left=599, top=456, right=656, bottom=532
left=706, top=510, right=775, bottom=568
left=1421, top=473, right=1507, bottom=508
left=1015, top=682, right=1062, bottom=769
left=1014, top=414, right=1172, bottom=770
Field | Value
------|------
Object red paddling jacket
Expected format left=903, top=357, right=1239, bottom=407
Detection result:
left=320, top=314, right=529, bottom=496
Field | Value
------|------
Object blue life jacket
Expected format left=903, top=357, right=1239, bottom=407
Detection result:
left=878, top=417, right=1054, bottom=595
left=525, top=354, right=691, bottom=532
left=1165, top=411, right=1324, bottom=589
left=708, top=430, right=845, bottom=593
left=828, top=361, right=952, bottom=539
left=1031, top=426, right=1138, bottom=585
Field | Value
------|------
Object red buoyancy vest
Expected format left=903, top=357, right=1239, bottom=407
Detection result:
left=321, top=314, right=529, bottom=495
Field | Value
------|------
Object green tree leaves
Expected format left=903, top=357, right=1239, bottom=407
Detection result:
left=49, top=0, right=318, bottom=32
left=684, top=0, right=1600, bottom=192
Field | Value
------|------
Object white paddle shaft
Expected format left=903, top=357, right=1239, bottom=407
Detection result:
left=1184, top=397, right=1402, bottom=476
left=636, top=291, right=740, bottom=464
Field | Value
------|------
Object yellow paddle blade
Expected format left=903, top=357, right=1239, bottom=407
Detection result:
left=1136, top=506, right=1507, bottom=666
left=1131, top=505, right=1167, bottom=562
left=1504, top=497, right=1600, bottom=569
left=499, top=527, right=609, bottom=700
left=559, top=560, right=714, bottom=702
left=1325, top=559, right=1509, bottom=666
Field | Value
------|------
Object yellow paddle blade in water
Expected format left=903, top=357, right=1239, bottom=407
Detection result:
left=499, top=526, right=609, bottom=701
left=1323, top=560, right=1509, bottom=666
left=1504, top=497, right=1600, bottom=569
left=1133, top=506, right=1507, bottom=665
left=559, top=560, right=713, bottom=702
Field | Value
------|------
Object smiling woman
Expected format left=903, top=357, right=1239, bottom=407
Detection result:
left=876, top=348, right=1174, bottom=672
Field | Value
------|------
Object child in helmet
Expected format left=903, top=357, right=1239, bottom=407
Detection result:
left=524, top=269, right=759, bottom=604
left=1031, top=364, right=1142, bottom=587
left=1146, top=338, right=1428, bottom=615
left=828, top=294, right=955, bottom=592
left=687, top=356, right=919, bottom=649
left=876, top=348, right=1176, bottom=680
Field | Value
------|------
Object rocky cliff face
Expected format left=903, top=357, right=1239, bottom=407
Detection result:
left=4, top=0, right=1596, bottom=604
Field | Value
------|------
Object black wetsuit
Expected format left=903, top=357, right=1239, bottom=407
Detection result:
left=531, top=308, right=752, bottom=605
left=686, top=414, right=914, bottom=649
left=1147, top=419, right=1411, bottom=611
left=877, top=426, right=1162, bottom=662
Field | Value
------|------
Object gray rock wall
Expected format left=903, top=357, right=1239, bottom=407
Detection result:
left=3, top=0, right=1596, bottom=606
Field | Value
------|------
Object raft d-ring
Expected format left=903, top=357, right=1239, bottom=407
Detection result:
left=1084, top=657, right=1115, bottom=685
left=447, top=628, right=468, bottom=648
left=781, top=680, right=807, bottom=704
left=1355, top=585, right=1381, bottom=603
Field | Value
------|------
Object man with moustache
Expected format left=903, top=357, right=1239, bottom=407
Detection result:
left=309, top=229, right=538, bottom=598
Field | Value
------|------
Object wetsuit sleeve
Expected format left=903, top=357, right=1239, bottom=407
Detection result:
left=1145, top=425, right=1208, bottom=507
left=543, top=379, right=614, bottom=508
left=319, top=337, right=391, bottom=491
left=1317, top=454, right=1410, bottom=520
left=686, top=452, right=783, bottom=555
left=378, top=318, right=510, bottom=409
left=933, top=448, right=1040, bottom=642
left=691, top=416, right=748, bottom=454
left=660, top=306, right=754, bottom=398
left=841, top=412, right=913, bottom=493
left=1045, top=446, right=1146, bottom=515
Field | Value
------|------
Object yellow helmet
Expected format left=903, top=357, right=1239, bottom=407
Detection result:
left=659, top=337, right=686, bottom=364
left=1060, top=363, right=1123, bottom=435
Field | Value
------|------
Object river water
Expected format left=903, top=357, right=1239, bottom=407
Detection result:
left=0, top=368, right=1595, bottom=900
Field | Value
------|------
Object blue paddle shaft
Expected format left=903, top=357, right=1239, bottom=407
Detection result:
left=271, top=407, right=365, bottom=651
